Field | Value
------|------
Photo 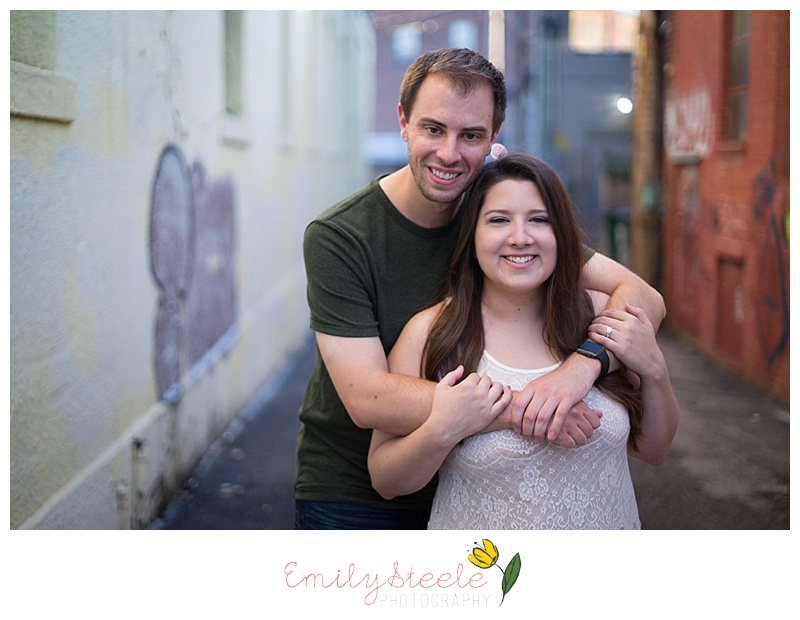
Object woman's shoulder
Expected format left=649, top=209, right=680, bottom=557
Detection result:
left=397, top=300, right=447, bottom=350
left=405, top=300, right=447, bottom=335
left=389, top=301, right=447, bottom=373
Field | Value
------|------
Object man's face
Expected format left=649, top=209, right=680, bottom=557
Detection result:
left=399, top=74, right=498, bottom=207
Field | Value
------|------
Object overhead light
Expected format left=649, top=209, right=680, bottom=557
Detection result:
left=616, top=97, right=633, bottom=114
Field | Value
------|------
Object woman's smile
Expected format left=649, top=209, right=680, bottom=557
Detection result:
left=503, top=254, right=537, bottom=265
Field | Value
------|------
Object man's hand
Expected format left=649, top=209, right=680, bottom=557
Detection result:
left=510, top=353, right=601, bottom=442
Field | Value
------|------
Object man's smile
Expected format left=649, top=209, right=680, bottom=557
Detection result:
left=429, top=167, right=461, bottom=181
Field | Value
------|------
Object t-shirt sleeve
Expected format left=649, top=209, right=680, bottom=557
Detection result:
left=303, top=220, right=380, bottom=339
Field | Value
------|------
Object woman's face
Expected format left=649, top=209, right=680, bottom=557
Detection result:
left=474, top=179, right=557, bottom=298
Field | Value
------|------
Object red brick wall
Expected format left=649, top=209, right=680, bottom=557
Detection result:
left=662, top=11, right=789, bottom=402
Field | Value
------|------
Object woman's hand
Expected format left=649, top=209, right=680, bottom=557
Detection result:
left=589, top=304, right=667, bottom=384
left=427, top=365, right=512, bottom=447
left=590, top=304, right=679, bottom=465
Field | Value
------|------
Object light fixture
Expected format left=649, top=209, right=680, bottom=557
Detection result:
left=616, top=97, right=633, bottom=114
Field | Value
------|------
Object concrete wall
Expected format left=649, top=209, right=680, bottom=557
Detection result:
left=661, top=11, right=789, bottom=402
left=10, top=10, right=376, bottom=529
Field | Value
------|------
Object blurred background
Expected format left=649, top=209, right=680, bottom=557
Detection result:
left=9, top=10, right=790, bottom=530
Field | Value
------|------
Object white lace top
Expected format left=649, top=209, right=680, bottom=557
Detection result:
left=428, top=351, right=641, bottom=530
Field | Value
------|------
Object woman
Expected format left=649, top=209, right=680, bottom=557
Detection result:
left=367, top=153, right=678, bottom=529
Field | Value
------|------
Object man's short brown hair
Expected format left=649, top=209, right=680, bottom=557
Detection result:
left=399, top=48, right=507, bottom=134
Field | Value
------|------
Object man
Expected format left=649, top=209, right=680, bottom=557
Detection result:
left=294, top=48, right=664, bottom=529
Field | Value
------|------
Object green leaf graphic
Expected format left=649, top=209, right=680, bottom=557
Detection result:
left=500, top=552, right=521, bottom=605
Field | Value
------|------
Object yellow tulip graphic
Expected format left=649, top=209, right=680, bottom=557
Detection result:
left=467, top=539, right=521, bottom=606
left=468, top=539, right=499, bottom=569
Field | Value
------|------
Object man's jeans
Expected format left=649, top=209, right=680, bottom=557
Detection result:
left=295, top=500, right=429, bottom=530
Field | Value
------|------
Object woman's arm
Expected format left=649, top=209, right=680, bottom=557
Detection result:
left=589, top=304, right=680, bottom=466
left=581, top=252, right=666, bottom=331
left=368, top=306, right=511, bottom=500
left=369, top=365, right=509, bottom=499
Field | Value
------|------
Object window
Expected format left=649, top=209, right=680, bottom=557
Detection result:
left=568, top=10, right=639, bottom=54
left=448, top=19, right=478, bottom=50
left=225, top=11, right=243, bottom=116
left=726, top=10, right=750, bottom=141
left=11, top=10, right=56, bottom=70
left=392, top=23, right=422, bottom=66
left=10, top=10, right=76, bottom=123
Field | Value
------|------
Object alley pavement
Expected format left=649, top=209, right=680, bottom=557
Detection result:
left=150, top=328, right=790, bottom=530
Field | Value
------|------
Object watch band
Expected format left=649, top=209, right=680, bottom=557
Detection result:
left=575, top=339, right=609, bottom=381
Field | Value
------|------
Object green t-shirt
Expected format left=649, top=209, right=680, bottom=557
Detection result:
left=294, top=178, right=464, bottom=510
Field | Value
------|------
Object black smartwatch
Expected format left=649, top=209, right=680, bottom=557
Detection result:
left=575, top=339, right=609, bottom=381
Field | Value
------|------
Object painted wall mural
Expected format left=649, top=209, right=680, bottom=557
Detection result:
left=149, top=145, right=237, bottom=403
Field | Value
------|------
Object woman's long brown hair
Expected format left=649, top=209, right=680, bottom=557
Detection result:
left=421, top=153, right=643, bottom=449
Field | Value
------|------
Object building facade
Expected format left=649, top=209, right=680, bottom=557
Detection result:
left=10, top=10, right=375, bottom=528
left=658, top=11, right=789, bottom=401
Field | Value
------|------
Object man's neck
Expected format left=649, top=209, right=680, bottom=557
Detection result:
left=379, top=166, right=460, bottom=229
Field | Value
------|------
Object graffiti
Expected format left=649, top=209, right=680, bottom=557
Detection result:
left=149, top=145, right=237, bottom=403
left=677, top=165, right=712, bottom=282
left=757, top=215, right=790, bottom=367
left=672, top=165, right=704, bottom=328
left=752, top=160, right=777, bottom=220
left=677, top=166, right=701, bottom=243
left=186, top=162, right=237, bottom=370
left=664, top=88, right=714, bottom=161
left=752, top=162, right=789, bottom=367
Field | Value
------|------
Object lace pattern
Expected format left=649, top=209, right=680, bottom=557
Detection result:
left=428, top=352, right=641, bottom=530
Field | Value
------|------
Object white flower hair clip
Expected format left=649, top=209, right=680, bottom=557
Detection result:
left=490, top=143, right=507, bottom=160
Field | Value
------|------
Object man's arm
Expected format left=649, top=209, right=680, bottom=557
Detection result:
left=316, top=332, right=434, bottom=437
left=387, top=304, right=600, bottom=448
left=510, top=252, right=666, bottom=441
left=580, top=251, right=665, bottom=331
left=319, top=302, right=510, bottom=439
left=321, top=304, right=603, bottom=446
